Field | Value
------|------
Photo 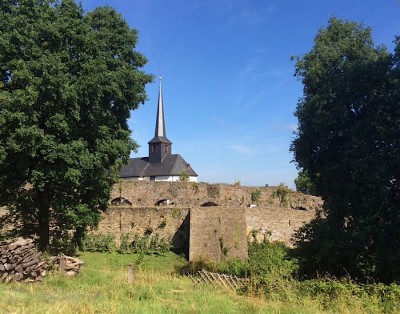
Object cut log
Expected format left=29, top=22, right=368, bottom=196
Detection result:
left=0, top=238, right=48, bottom=283
left=8, top=238, right=33, bottom=250
left=55, top=253, right=83, bottom=276
left=35, top=274, right=44, bottom=282
left=21, top=259, right=39, bottom=269
left=15, top=264, right=23, bottom=274
left=13, top=273, right=23, bottom=281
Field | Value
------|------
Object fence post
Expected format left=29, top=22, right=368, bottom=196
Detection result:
left=127, top=264, right=135, bottom=283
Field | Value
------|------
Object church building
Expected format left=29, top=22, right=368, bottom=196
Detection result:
left=119, top=78, right=198, bottom=182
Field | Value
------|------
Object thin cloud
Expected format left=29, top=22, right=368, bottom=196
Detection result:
left=228, top=144, right=256, bottom=156
left=227, top=3, right=277, bottom=27
left=209, top=115, right=225, bottom=125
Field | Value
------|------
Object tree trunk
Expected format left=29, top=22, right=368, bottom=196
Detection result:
left=37, top=189, right=50, bottom=251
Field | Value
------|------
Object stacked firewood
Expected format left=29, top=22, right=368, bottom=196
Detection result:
left=51, top=253, right=83, bottom=276
left=0, top=238, right=48, bottom=283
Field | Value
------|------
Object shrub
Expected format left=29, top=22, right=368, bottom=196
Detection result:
left=117, top=233, right=172, bottom=255
left=271, top=183, right=291, bottom=206
left=81, top=233, right=116, bottom=253
left=248, top=241, right=299, bottom=281
left=180, top=240, right=298, bottom=282
left=251, top=189, right=261, bottom=203
left=179, top=170, right=190, bottom=182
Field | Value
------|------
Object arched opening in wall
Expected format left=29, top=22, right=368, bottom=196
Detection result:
left=293, top=206, right=307, bottom=211
left=201, top=202, right=218, bottom=207
left=155, top=199, right=175, bottom=206
left=110, top=197, right=132, bottom=206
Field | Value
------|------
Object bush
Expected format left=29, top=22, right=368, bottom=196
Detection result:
left=81, top=233, right=116, bottom=253
left=251, top=189, right=261, bottom=203
left=81, top=232, right=172, bottom=255
left=118, top=233, right=172, bottom=255
left=180, top=240, right=298, bottom=281
left=248, top=241, right=299, bottom=281
left=271, top=183, right=292, bottom=206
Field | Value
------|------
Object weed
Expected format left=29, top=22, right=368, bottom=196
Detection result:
left=206, top=184, right=220, bottom=198
left=219, top=237, right=230, bottom=257
left=251, top=189, right=261, bottom=203
left=158, top=218, right=167, bottom=229
left=171, top=207, right=181, bottom=219
left=271, top=183, right=292, bottom=206
left=144, top=227, right=153, bottom=236
left=179, top=170, right=190, bottom=182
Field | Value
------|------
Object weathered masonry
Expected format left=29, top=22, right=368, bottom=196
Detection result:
left=98, top=181, right=321, bottom=261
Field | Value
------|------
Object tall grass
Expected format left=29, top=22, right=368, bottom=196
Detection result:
left=181, top=241, right=400, bottom=313
left=0, top=252, right=272, bottom=314
left=1, top=250, right=399, bottom=313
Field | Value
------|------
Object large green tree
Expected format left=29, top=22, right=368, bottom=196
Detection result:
left=0, top=0, right=152, bottom=250
left=291, top=18, right=400, bottom=282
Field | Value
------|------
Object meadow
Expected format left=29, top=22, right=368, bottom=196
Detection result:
left=1, top=244, right=400, bottom=314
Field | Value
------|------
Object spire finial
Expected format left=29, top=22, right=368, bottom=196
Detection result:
left=155, top=75, right=165, bottom=138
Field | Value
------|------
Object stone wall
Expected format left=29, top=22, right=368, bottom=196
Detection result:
left=245, top=207, right=315, bottom=245
left=100, top=182, right=322, bottom=260
left=189, top=207, right=248, bottom=262
left=111, top=181, right=322, bottom=211
left=98, top=206, right=190, bottom=254
left=98, top=204, right=316, bottom=259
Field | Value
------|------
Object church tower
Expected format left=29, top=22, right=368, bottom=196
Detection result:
left=148, top=77, right=172, bottom=163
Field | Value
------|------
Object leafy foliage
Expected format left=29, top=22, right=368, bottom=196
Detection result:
left=182, top=240, right=299, bottom=282
left=291, top=18, right=400, bottom=282
left=0, top=0, right=152, bottom=250
left=271, top=183, right=291, bottom=206
left=294, top=169, right=317, bottom=195
left=178, top=170, right=189, bottom=182
left=118, top=233, right=172, bottom=255
left=81, top=233, right=116, bottom=253
left=251, top=189, right=261, bottom=203
left=81, top=232, right=172, bottom=255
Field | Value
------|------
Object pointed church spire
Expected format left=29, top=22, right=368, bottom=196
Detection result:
left=148, top=76, right=172, bottom=163
left=155, top=77, right=166, bottom=137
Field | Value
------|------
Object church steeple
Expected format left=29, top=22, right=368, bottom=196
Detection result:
left=148, top=77, right=172, bottom=163
left=155, top=77, right=166, bottom=138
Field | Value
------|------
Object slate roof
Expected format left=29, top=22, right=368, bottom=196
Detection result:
left=148, top=136, right=172, bottom=144
left=119, top=77, right=198, bottom=179
left=119, top=154, right=198, bottom=178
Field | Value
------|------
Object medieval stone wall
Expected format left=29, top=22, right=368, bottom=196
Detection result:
left=111, top=181, right=322, bottom=211
left=99, top=182, right=322, bottom=260
left=189, top=207, right=248, bottom=262
left=98, top=206, right=190, bottom=254
left=245, top=207, right=315, bottom=244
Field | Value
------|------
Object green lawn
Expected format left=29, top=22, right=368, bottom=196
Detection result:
left=0, top=252, right=272, bottom=314
left=0, top=252, right=398, bottom=313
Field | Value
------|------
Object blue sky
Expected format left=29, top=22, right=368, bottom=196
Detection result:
left=81, top=0, right=400, bottom=187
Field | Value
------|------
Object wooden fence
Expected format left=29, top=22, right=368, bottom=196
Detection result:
left=188, top=269, right=249, bottom=291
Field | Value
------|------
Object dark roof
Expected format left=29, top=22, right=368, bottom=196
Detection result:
left=148, top=136, right=172, bottom=144
left=119, top=154, right=197, bottom=178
